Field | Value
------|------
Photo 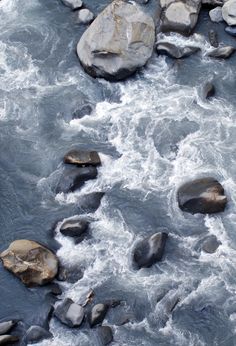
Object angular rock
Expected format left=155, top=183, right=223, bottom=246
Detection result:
left=60, top=218, right=89, bottom=238
left=72, top=104, right=93, bottom=119
left=77, top=9, right=94, bottom=25
left=201, top=82, right=215, bottom=99
left=156, top=41, right=200, bottom=58
left=78, top=192, right=105, bottom=212
left=178, top=177, right=227, bottom=214
left=26, top=326, right=52, bottom=344
left=97, top=326, right=113, bottom=345
left=64, top=150, right=101, bottom=167
left=56, top=166, right=97, bottom=193
left=89, top=304, right=109, bottom=327
left=61, top=0, right=83, bottom=10
left=133, top=232, right=168, bottom=269
left=77, top=0, right=155, bottom=80
left=208, top=29, right=218, bottom=48
left=54, top=298, right=84, bottom=327
left=225, top=25, right=236, bottom=36
left=202, top=235, right=221, bottom=253
left=222, top=0, right=236, bottom=26
left=0, top=240, right=58, bottom=286
left=207, top=46, right=236, bottom=58
left=0, top=335, right=19, bottom=345
left=209, top=6, right=223, bottom=22
left=0, top=321, right=17, bottom=335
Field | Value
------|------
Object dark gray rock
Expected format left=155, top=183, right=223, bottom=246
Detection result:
left=49, top=283, right=63, bottom=296
left=0, top=335, right=19, bottom=345
left=202, top=0, right=223, bottom=7
left=26, top=326, right=52, bottom=344
left=133, top=232, right=168, bottom=269
left=60, top=218, right=89, bottom=238
left=201, top=82, right=215, bottom=99
left=61, top=0, right=83, bottom=10
left=97, top=326, right=113, bottom=345
left=72, top=104, right=93, bottom=119
left=222, top=0, right=236, bottom=26
left=56, top=166, right=97, bottom=193
left=77, top=9, right=94, bottom=24
left=209, top=6, right=223, bottom=22
left=64, top=150, right=101, bottom=167
left=208, top=29, right=219, bottom=47
left=202, top=235, right=221, bottom=253
left=77, top=0, right=155, bottom=80
left=54, top=298, right=84, bottom=327
left=57, top=265, right=83, bottom=283
left=177, top=177, right=227, bottom=214
left=0, top=321, right=17, bottom=335
left=78, top=192, right=105, bottom=212
left=156, top=42, right=200, bottom=58
left=207, top=46, right=236, bottom=59
left=225, top=26, right=236, bottom=36
left=89, top=304, right=109, bottom=327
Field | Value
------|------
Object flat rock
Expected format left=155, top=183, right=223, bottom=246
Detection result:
left=0, top=335, right=19, bottom=345
left=77, top=0, right=155, bottom=80
left=89, top=304, right=109, bottom=327
left=61, top=0, right=83, bottom=10
left=207, top=46, right=236, bottom=58
left=26, top=326, right=52, bottom=344
left=60, top=218, right=89, bottom=238
left=133, top=232, right=168, bottom=269
left=77, top=9, right=94, bottom=24
left=64, top=150, right=101, bottom=166
left=177, top=177, right=227, bottom=214
left=0, top=321, right=17, bottom=335
left=222, top=0, right=236, bottom=26
left=202, top=235, right=221, bottom=253
left=97, top=326, right=113, bottom=345
left=0, top=240, right=58, bottom=286
left=209, top=6, right=223, bottom=22
left=54, top=298, right=84, bottom=327
left=156, top=41, right=200, bottom=58
left=225, top=25, right=236, bottom=36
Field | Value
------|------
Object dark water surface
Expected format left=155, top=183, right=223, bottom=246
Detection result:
left=1, top=0, right=236, bottom=345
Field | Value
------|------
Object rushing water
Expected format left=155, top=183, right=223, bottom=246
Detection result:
left=1, top=0, right=236, bottom=345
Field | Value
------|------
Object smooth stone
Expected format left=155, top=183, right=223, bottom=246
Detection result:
left=225, top=25, right=236, bottom=36
left=54, top=298, right=84, bottom=327
left=201, top=81, right=215, bottom=99
left=133, top=232, right=168, bottom=269
left=77, top=9, right=94, bottom=24
left=61, top=0, right=83, bottom=10
left=89, top=304, right=109, bottom=327
left=64, top=150, right=101, bottom=167
left=156, top=42, right=200, bottom=58
left=178, top=177, right=227, bottom=214
left=0, top=321, right=17, bottom=335
left=57, top=265, right=83, bottom=283
left=0, top=240, right=58, bottom=286
left=77, top=192, right=105, bottom=212
left=208, top=29, right=219, bottom=48
left=202, top=235, right=221, bottom=253
left=60, top=218, right=89, bottom=238
left=72, top=104, right=93, bottom=119
left=56, top=166, right=98, bottom=193
left=77, top=0, right=155, bottom=80
left=209, top=6, right=223, bottom=22
left=222, top=0, right=236, bottom=25
left=26, top=326, right=52, bottom=344
left=97, top=326, right=113, bottom=345
left=207, top=46, right=236, bottom=58
left=0, top=335, right=19, bottom=345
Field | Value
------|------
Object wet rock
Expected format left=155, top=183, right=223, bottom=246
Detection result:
left=0, top=240, right=58, bottom=286
left=77, top=9, right=94, bottom=24
left=78, top=192, right=105, bottom=212
left=202, top=235, right=221, bottom=253
left=209, top=6, right=223, bottom=22
left=222, top=0, right=236, bottom=26
left=57, top=264, right=83, bottom=283
left=0, top=321, right=17, bottom=335
left=77, top=0, right=155, bottom=80
left=26, top=326, right=52, bottom=344
left=177, top=177, right=227, bottom=214
left=133, top=232, right=168, bottom=269
left=161, top=0, right=202, bottom=35
left=89, top=304, right=109, bottom=327
left=225, top=25, right=236, bottom=36
left=0, top=335, right=19, bottom=345
left=156, top=41, right=200, bottom=58
left=56, top=166, right=98, bottom=193
left=64, top=150, right=101, bottom=167
left=201, top=81, right=215, bottom=99
left=97, top=326, right=113, bottom=345
left=60, top=218, right=89, bottom=238
left=61, top=0, right=83, bottom=10
left=208, top=29, right=218, bottom=48
left=72, top=104, right=93, bottom=119
left=54, top=298, right=84, bottom=327
left=49, top=283, right=62, bottom=296
left=202, top=0, right=223, bottom=6
left=207, top=46, right=236, bottom=58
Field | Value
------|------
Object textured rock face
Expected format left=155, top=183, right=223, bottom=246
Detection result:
left=77, top=0, right=155, bottom=80
left=0, top=240, right=58, bottom=286
left=156, top=42, right=200, bottom=58
left=222, top=0, right=236, bottom=25
left=177, top=178, right=227, bottom=214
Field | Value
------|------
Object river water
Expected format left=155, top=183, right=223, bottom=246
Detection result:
left=1, top=0, right=236, bottom=345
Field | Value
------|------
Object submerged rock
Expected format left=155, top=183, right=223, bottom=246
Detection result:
left=78, top=192, right=105, bottom=212
left=77, top=0, right=155, bottom=80
left=97, top=326, right=113, bottom=345
left=222, top=0, right=236, bottom=26
left=54, top=298, right=84, bottom=327
left=133, top=232, right=168, bottom=269
left=201, top=82, right=215, bottom=99
left=64, top=150, right=101, bottom=167
left=60, top=218, right=89, bottom=238
left=208, top=29, right=218, bottom=48
left=209, top=6, right=223, bottom=22
left=57, top=264, right=83, bottom=283
left=207, top=46, right=236, bottom=59
left=225, top=25, right=236, bottom=36
left=177, top=177, right=227, bottom=214
left=156, top=41, right=200, bottom=58
left=89, top=304, right=109, bottom=327
left=0, top=240, right=58, bottom=286
left=0, top=321, right=17, bottom=335
left=61, top=0, right=83, bottom=10
left=77, top=9, right=94, bottom=24
left=202, top=235, right=221, bottom=253
left=72, top=104, right=93, bottom=119
left=0, top=335, right=19, bottom=345
left=26, top=326, right=52, bottom=344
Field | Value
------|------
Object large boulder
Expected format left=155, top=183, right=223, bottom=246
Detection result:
left=222, top=0, right=236, bottom=26
left=156, top=41, right=200, bottom=58
left=177, top=177, right=227, bottom=214
left=209, top=6, right=223, bottom=22
left=0, top=240, right=58, bottom=286
left=64, top=150, right=101, bottom=167
left=54, top=298, right=84, bottom=327
left=77, top=0, right=155, bottom=80
left=133, top=232, right=168, bottom=269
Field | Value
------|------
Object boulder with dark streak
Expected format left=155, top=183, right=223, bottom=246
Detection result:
left=0, top=335, right=19, bottom=345
left=177, top=177, right=227, bottom=214
left=207, top=46, right=236, bottom=59
left=133, top=232, right=168, bottom=269
left=97, top=326, right=113, bottom=345
left=64, top=150, right=101, bottom=167
left=25, top=326, right=52, bottom=344
left=89, top=304, right=109, bottom=327
left=202, top=0, right=223, bottom=7
left=156, top=41, right=200, bottom=58
left=54, top=298, right=84, bottom=327
left=0, top=321, right=17, bottom=335
left=208, top=30, right=218, bottom=48
left=61, top=0, right=83, bottom=10
left=60, top=218, right=89, bottom=238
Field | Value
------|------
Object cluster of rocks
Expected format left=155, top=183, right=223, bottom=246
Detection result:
left=0, top=320, right=19, bottom=345
left=61, top=0, right=94, bottom=25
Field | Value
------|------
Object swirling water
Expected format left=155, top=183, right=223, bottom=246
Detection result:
left=1, top=0, right=236, bottom=345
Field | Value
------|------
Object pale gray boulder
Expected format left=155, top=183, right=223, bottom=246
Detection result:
left=156, top=41, right=200, bottom=58
left=61, top=0, right=83, bottom=10
left=207, top=46, right=236, bottom=58
left=77, top=9, right=94, bottom=24
left=54, top=298, right=84, bottom=327
left=222, top=0, right=236, bottom=26
left=209, top=7, right=223, bottom=22
left=77, top=0, right=155, bottom=80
